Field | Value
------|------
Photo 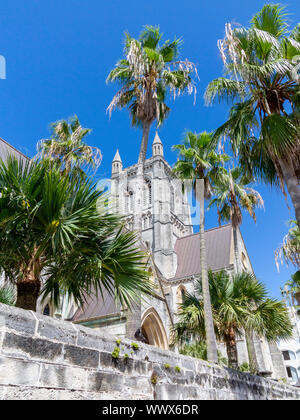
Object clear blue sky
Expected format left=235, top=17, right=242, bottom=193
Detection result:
left=0, top=0, right=299, bottom=299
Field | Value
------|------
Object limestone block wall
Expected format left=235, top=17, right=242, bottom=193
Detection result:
left=0, top=303, right=299, bottom=400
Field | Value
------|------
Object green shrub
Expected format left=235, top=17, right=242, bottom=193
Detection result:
left=131, top=342, right=139, bottom=350
left=151, top=373, right=158, bottom=385
left=179, top=342, right=228, bottom=366
left=238, top=362, right=250, bottom=372
left=111, top=346, right=120, bottom=359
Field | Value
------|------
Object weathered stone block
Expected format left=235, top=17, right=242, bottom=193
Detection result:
left=99, top=351, right=114, bottom=369
left=195, top=373, right=211, bottom=388
left=1, top=332, right=63, bottom=363
left=0, top=304, right=36, bottom=337
left=124, top=376, right=151, bottom=394
left=155, top=383, right=179, bottom=400
left=76, top=325, right=113, bottom=352
left=35, top=313, right=77, bottom=345
left=63, top=345, right=99, bottom=368
left=100, top=372, right=125, bottom=392
left=38, top=363, right=88, bottom=390
left=86, top=371, right=104, bottom=392
left=0, top=356, right=40, bottom=386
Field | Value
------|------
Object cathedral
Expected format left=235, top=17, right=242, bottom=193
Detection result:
left=0, top=135, right=287, bottom=379
left=71, top=133, right=287, bottom=379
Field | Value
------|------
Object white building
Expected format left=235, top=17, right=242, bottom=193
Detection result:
left=278, top=301, right=300, bottom=384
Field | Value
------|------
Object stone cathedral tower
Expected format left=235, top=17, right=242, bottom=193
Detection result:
left=110, top=132, right=193, bottom=278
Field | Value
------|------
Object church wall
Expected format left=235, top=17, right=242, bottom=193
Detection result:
left=170, top=280, right=195, bottom=322
left=141, top=295, right=171, bottom=340
left=1, top=304, right=299, bottom=400
left=89, top=321, right=127, bottom=338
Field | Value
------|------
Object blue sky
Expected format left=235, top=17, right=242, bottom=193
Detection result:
left=0, top=0, right=299, bottom=299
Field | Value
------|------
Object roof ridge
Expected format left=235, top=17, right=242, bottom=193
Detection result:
left=0, top=137, right=29, bottom=160
left=177, top=223, right=232, bottom=241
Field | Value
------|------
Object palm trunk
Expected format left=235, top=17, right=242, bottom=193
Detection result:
left=138, top=121, right=151, bottom=166
left=245, top=329, right=259, bottom=374
left=224, top=326, right=238, bottom=369
left=278, top=158, right=300, bottom=230
left=198, top=179, right=219, bottom=364
left=16, top=275, right=40, bottom=311
left=233, top=226, right=242, bottom=273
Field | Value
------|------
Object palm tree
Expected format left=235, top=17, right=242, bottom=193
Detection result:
left=205, top=4, right=300, bottom=228
left=173, top=131, right=229, bottom=364
left=208, top=166, right=264, bottom=272
left=275, top=220, right=300, bottom=269
left=179, top=341, right=228, bottom=366
left=175, top=270, right=293, bottom=371
left=281, top=271, right=300, bottom=306
left=0, top=284, right=16, bottom=305
left=37, top=115, right=102, bottom=177
left=107, top=26, right=197, bottom=166
left=0, top=157, right=151, bottom=311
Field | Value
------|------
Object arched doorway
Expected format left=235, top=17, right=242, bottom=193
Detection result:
left=141, top=307, right=169, bottom=350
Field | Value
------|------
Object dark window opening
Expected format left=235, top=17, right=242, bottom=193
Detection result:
left=43, top=304, right=50, bottom=316
left=282, top=350, right=290, bottom=361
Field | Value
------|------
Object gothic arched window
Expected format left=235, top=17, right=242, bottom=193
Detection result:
left=128, top=190, right=134, bottom=212
left=144, top=178, right=152, bottom=206
left=170, top=185, right=175, bottom=211
left=43, top=304, right=50, bottom=316
left=176, top=285, right=187, bottom=307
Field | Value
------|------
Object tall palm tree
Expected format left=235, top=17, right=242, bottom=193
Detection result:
left=107, top=26, right=197, bottom=166
left=175, top=270, right=293, bottom=371
left=208, top=166, right=264, bottom=272
left=173, top=131, right=229, bottom=364
left=0, top=157, right=151, bottom=311
left=205, top=4, right=300, bottom=228
left=37, top=116, right=102, bottom=176
left=281, top=270, right=300, bottom=306
left=275, top=220, right=300, bottom=269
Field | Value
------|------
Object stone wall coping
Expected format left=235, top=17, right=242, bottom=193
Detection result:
left=1, top=303, right=299, bottom=400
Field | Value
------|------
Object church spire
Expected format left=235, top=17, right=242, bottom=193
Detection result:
left=152, top=132, right=164, bottom=157
left=112, top=149, right=122, bottom=174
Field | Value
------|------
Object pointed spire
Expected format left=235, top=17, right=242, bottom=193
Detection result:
left=113, top=149, right=122, bottom=162
left=152, top=132, right=164, bottom=157
left=112, top=149, right=122, bottom=174
left=153, top=131, right=162, bottom=145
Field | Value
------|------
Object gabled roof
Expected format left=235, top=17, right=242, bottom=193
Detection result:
left=72, top=287, right=121, bottom=323
left=0, top=137, right=29, bottom=164
left=172, top=224, right=233, bottom=279
left=72, top=225, right=234, bottom=323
